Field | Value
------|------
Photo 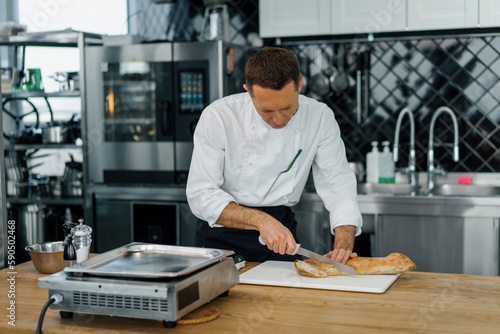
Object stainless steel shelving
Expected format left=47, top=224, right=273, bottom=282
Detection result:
left=6, top=197, right=84, bottom=206
left=2, top=90, right=81, bottom=99
left=1, top=30, right=103, bottom=267
left=4, top=143, right=82, bottom=150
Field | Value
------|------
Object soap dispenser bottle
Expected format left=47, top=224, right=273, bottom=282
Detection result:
left=379, top=141, right=395, bottom=183
left=366, top=141, right=380, bottom=183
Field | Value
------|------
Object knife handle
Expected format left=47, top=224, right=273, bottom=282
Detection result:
left=258, top=236, right=300, bottom=256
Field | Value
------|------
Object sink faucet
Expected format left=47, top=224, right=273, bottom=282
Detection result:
left=393, top=108, right=418, bottom=187
left=427, top=106, right=459, bottom=191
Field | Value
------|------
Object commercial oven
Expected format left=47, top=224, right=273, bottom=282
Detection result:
left=85, top=41, right=251, bottom=185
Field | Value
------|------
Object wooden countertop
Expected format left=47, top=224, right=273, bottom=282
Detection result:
left=1, top=260, right=500, bottom=334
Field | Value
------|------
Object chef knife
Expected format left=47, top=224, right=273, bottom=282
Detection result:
left=258, top=236, right=356, bottom=275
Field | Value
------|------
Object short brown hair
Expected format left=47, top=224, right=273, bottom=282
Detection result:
left=245, top=47, right=300, bottom=95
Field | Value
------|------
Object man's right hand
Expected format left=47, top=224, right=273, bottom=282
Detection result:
left=217, top=202, right=297, bottom=255
left=256, top=215, right=297, bottom=255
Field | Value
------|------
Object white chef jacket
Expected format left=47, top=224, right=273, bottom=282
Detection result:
left=186, top=92, right=362, bottom=236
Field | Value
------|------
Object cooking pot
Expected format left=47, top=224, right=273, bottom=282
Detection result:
left=330, top=45, right=349, bottom=94
left=309, top=49, right=330, bottom=97
left=42, top=121, right=68, bottom=144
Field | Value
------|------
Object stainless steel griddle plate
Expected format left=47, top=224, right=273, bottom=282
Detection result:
left=64, top=242, right=234, bottom=278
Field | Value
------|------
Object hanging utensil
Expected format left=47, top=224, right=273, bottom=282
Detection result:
left=309, top=49, right=330, bottom=97
left=299, top=54, right=309, bottom=94
left=363, top=46, right=371, bottom=119
left=330, top=44, right=349, bottom=94
left=356, top=48, right=363, bottom=124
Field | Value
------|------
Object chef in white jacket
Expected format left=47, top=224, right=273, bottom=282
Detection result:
left=186, top=47, right=362, bottom=263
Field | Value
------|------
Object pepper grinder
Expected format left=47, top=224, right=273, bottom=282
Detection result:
left=71, top=219, right=92, bottom=263
left=62, top=221, right=78, bottom=268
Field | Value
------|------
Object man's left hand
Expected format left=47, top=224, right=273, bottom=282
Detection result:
left=324, top=225, right=357, bottom=264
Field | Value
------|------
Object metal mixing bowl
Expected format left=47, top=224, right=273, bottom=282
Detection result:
left=349, top=162, right=365, bottom=183
left=25, top=241, right=64, bottom=274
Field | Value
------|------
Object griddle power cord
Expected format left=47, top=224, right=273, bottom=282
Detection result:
left=36, top=293, right=63, bottom=334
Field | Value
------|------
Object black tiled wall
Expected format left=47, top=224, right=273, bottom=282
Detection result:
left=288, top=37, right=500, bottom=173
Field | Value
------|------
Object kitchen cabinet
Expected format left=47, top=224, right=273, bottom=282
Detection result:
left=293, top=192, right=331, bottom=254
left=94, top=197, right=196, bottom=253
left=330, top=0, right=406, bottom=35
left=375, top=215, right=499, bottom=275
left=94, top=199, right=132, bottom=252
left=407, top=0, right=478, bottom=30
left=259, top=0, right=331, bottom=37
left=479, top=0, right=500, bottom=27
left=260, top=0, right=495, bottom=38
left=179, top=202, right=197, bottom=246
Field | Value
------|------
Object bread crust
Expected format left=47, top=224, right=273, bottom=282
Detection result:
left=294, top=259, right=328, bottom=277
left=345, top=252, right=417, bottom=275
left=294, top=253, right=416, bottom=277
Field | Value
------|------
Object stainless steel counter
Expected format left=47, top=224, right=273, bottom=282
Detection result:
left=356, top=192, right=500, bottom=217
left=89, top=184, right=188, bottom=202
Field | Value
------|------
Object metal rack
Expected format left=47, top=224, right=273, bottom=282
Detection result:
left=1, top=29, right=102, bottom=266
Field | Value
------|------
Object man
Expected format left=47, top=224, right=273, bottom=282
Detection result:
left=186, top=47, right=362, bottom=264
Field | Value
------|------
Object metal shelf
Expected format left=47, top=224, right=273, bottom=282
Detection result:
left=0, top=29, right=102, bottom=47
left=2, top=91, right=81, bottom=99
left=6, top=197, right=84, bottom=206
left=1, top=28, right=99, bottom=254
left=104, top=118, right=154, bottom=125
left=4, top=143, right=82, bottom=151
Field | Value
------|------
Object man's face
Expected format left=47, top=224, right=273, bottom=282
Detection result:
left=244, top=78, right=303, bottom=129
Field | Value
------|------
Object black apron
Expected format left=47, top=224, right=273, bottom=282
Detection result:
left=195, top=206, right=302, bottom=262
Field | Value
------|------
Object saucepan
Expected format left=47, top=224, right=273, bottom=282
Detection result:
left=42, top=121, right=68, bottom=144
left=330, top=44, right=349, bottom=94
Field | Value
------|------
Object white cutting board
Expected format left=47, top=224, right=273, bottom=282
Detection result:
left=239, top=261, right=400, bottom=293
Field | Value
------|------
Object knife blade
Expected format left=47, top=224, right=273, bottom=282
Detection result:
left=258, top=236, right=355, bottom=275
left=295, top=246, right=355, bottom=275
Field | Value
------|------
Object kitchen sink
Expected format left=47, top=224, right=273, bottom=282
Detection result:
left=427, top=184, right=500, bottom=197
left=357, top=183, right=500, bottom=197
left=357, top=183, right=420, bottom=196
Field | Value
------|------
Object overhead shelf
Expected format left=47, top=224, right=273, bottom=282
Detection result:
left=2, top=90, right=81, bottom=99
left=6, top=197, right=84, bottom=206
left=0, top=29, right=103, bottom=47
left=4, top=143, right=82, bottom=151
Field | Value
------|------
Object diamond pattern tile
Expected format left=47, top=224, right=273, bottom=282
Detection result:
left=288, top=35, right=500, bottom=173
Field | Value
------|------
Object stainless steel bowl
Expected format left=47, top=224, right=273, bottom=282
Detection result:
left=349, top=162, right=365, bottom=183
left=25, top=241, right=64, bottom=274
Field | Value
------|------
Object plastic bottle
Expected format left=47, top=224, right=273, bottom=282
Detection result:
left=366, top=141, right=380, bottom=183
left=379, top=141, right=395, bottom=183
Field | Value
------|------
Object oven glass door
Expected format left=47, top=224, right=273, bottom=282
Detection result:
left=102, top=61, right=173, bottom=142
